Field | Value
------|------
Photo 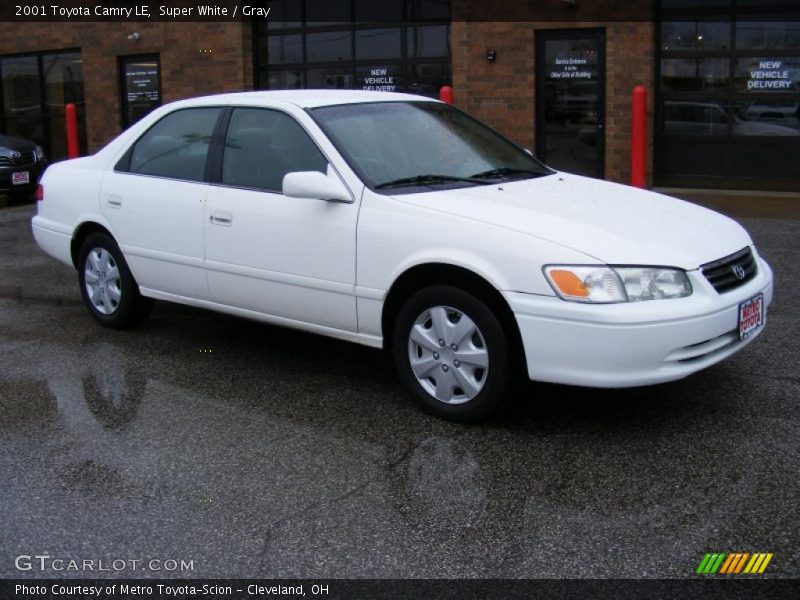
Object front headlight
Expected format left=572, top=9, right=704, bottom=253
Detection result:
left=614, top=267, right=692, bottom=302
left=544, top=265, right=692, bottom=303
left=35, top=146, right=46, bottom=162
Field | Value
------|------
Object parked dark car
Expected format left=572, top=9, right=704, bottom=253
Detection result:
left=0, top=134, right=47, bottom=201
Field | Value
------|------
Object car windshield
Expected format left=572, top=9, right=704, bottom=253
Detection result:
left=309, top=101, right=553, bottom=192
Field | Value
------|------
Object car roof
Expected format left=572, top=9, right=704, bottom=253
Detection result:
left=176, top=89, right=440, bottom=109
left=93, top=90, right=444, bottom=164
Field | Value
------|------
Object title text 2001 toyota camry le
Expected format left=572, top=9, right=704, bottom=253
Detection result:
left=31, top=91, right=773, bottom=421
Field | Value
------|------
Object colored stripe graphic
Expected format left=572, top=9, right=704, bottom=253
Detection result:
left=719, top=554, right=737, bottom=574
left=758, top=554, right=774, bottom=574
left=696, top=554, right=713, bottom=574
left=733, top=553, right=750, bottom=574
left=697, top=553, right=727, bottom=574
left=744, top=553, right=774, bottom=574
left=710, top=553, right=726, bottom=573
left=698, top=552, right=773, bottom=575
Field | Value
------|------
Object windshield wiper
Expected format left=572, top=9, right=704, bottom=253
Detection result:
left=375, top=174, right=490, bottom=189
left=469, top=167, right=547, bottom=180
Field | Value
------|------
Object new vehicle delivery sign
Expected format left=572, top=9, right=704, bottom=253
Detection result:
left=747, top=60, right=794, bottom=90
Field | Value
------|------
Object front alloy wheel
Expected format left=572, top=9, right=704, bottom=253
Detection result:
left=394, top=286, right=510, bottom=422
left=408, top=306, right=489, bottom=404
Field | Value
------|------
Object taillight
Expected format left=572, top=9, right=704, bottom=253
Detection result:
left=36, top=184, right=44, bottom=201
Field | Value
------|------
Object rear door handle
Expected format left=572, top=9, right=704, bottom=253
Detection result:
left=209, top=211, right=233, bottom=226
left=106, top=194, right=123, bottom=208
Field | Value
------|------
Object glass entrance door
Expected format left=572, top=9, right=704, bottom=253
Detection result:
left=536, top=29, right=606, bottom=178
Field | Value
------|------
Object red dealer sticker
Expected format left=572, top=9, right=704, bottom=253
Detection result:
left=738, top=293, right=764, bottom=341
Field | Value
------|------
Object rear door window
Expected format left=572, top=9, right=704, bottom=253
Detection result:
left=128, top=107, right=221, bottom=181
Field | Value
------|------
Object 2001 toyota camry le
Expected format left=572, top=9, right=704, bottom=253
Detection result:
left=32, top=90, right=773, bottom=421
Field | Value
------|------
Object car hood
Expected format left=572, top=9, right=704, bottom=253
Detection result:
left=392, top=173, right=752, bottom=270
left=0, top=134, right=36, bottom=153
left=735, top=119, right=799, bottom=136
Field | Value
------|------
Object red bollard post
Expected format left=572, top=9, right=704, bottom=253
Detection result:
left=65, top=103, right=80, bottom=159
left=439, top=85, right=454, bottom=105
left=630, top=85, right=647, bottom=188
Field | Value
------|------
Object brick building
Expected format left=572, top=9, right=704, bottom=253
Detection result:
left=1, top=0, right=798, bottom=191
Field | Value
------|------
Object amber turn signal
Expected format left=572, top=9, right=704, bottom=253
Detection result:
left=548, top=269, right=589, bottom=298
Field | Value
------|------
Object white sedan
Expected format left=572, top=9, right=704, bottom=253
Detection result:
left=32, top=91, right=773, bottom=421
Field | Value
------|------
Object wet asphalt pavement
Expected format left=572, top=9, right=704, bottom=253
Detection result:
left=0, top=203, right=798, bottom=579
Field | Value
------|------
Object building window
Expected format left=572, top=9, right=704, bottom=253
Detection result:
left=656, top=1, right=800, bottom=190
left=0, top=50, right=85, bottom=161
left=120, top=55, right=162, bottom=129
left=254, top=0, right=451, bottom=98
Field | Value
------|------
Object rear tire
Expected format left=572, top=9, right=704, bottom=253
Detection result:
left=77, top=232, right=153, bottom=329
left=393, top=285, right=510, bottom=422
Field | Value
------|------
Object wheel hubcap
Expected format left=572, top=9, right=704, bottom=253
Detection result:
left=84, top=248, right=122, bottom=315
left=408, top=306, right=489, bottom=405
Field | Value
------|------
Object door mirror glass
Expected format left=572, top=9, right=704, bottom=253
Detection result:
left=283, top=170, right=351, bottom=203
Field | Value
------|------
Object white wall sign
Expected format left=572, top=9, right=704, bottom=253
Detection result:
left=550, top=57, right=593, bottom=80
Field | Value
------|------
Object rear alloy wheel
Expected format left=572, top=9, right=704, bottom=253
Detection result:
left=78, top=232, right=153, bottom=329
left=84, top=247, right=123, bottom=316
left=394, top=286, right=510, bottom=422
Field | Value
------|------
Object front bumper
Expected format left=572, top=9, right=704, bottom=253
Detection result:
left=505, top=255, right=774, bottom=387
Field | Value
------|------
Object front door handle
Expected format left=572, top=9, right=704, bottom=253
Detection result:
left=106, top=194, right=123, bottom=208
left=209, top=211, right=233, bottom=226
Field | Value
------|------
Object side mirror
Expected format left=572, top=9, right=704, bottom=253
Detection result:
left=282, top=170, right=352, bottom=203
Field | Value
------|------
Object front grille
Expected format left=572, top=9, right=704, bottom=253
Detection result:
left=701, top=247, right=757, bottom=294
left=0, top=150, right=36, bottom=167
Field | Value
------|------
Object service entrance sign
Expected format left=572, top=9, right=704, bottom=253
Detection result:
left=121, top=55, right=162, bottom=128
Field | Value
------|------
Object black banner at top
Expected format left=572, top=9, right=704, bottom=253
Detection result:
left=6, top=1, right=262, bottom=22
left=4, top=1, right=800, bottom=23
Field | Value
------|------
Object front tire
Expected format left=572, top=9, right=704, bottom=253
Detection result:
left=77, top=232, right=153, bottom=329
left=393, top=286, right=510, bottom=422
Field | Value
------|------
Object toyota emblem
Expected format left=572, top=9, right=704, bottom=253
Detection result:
left=732, top=265, right=746, bottom=280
